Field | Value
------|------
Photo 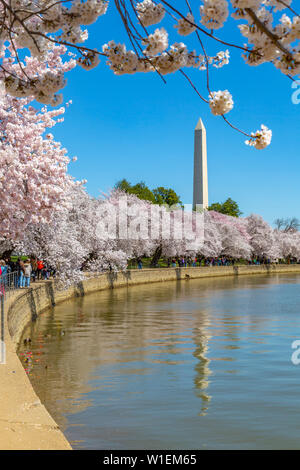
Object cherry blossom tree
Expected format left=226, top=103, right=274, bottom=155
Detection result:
left=0, top=40, right=80, bottom=241
left=246, top=213, right=279, bottom=260
left=19, top=202, right=88, bottom=285
left=209, top=210, right=251, bottom=259
left=19, top=186, right=129, bottom=284
left=0, top=92, right=77, bottom=240
left=199, top=210, right=222, bottom=258
left=274, top=227, right=300, bottom=261
left=9, top=188, right=300, bottom=284
left=1, top=1, right=299, bottom=147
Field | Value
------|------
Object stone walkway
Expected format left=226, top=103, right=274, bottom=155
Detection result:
left=0, top=287, right=71, bottom=450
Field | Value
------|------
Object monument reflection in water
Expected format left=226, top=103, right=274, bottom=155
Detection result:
left=18, top=274, right=300, bottom=449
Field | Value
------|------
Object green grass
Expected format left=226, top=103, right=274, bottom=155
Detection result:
left=10, top=255, right=29, bottom=262
left=127, top=257, right=169, bottom=269
left=127, top=257, right=256, bottom=269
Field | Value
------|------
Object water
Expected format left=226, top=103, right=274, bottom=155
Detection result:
left=18, top=274, right=300, bottom=449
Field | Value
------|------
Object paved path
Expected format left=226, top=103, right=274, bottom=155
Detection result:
left=0, top=287, right=71, bottom=450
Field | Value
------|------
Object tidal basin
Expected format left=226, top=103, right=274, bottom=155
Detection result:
left=18, top=273, right=300, bottom=449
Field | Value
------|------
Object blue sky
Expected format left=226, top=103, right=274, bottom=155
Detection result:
left=51, top=3, right=300, bottom=225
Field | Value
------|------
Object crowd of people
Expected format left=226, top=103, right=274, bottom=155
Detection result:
left=135, top=256, right=239, bottom=269
left=136, top=255, right=299, bottom=269
left=0, top=257, right=56, bottom=289
left=166, top=256, right=273, bottom=268
left=166, top=257, right=237, bottom=268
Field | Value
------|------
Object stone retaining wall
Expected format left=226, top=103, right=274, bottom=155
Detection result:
left=8, top=264, right=300, bottom=346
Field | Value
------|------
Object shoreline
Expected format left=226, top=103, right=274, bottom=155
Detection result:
left=2, top=264, right=300, bottom=450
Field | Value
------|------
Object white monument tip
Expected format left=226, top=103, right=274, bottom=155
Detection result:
left=195, top=118, right=205, bottom=131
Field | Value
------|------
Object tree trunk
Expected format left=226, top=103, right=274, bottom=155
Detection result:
left=1, top=249, right=14, bottom=260
left=150, top=246, right=162, bottom=268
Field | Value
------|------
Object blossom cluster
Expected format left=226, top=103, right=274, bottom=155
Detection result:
left=200, top=0, right=229, bottom=30
left=136, top=0, right=165, bottom=27
left=103, top=41, right=141, bottom=75
left=175, top=13, right=197, bottom=36
left=143, top=28, right=169, bottom=56
left=0, top=0, right=107, bottom=103
left=209, top=90, right=234, bottom=115
left=1, top=43, right=76, bottom=105
left=245, top=125, right=272, bottom=149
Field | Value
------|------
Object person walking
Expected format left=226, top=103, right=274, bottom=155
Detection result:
left=37, top=259, right=44, bottom=280
left=4, top=258, right=12, bottom=274
left=0, top=260, right=7, bottom=277
left=24, top=260, right=32, bottom=288
left=137, top=259, right=143, bottom=270
left=41, top=262, right=48, bottom=280
left=17, top=258, right=25, bottom=288
left=0, top=262, right=3, bottom=296
left=31, top=257, right=38, bottom=282
left=13, top=258, right=20, bottom=287
left=0, top=260, right=8, bottom=292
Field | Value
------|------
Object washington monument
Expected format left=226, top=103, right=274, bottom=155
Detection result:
left=193, top=118, right=208, bottom=210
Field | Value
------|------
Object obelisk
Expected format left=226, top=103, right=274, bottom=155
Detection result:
left=193, top=118, right=208, bottom=211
